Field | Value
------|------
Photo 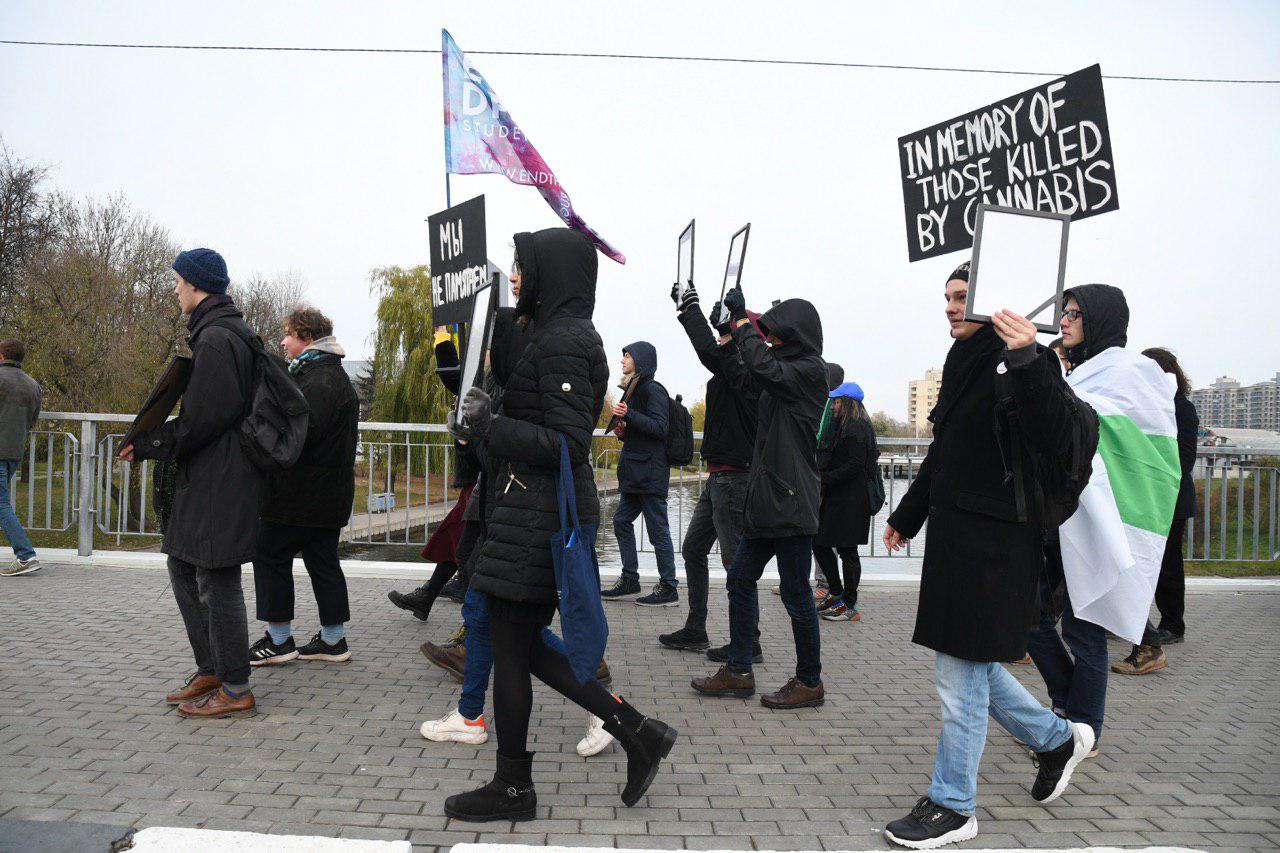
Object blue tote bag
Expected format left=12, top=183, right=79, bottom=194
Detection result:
left=551, top=436, right=609, bottom=685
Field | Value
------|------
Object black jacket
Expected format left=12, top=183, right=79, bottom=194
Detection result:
left=677, top=307, right=757, bottom=469
left=260, top=354, right=359, bottom=529
left=816, top=415, right=877, bottom=547
left=135, top=300, right=262, bottom=568
left=1174, top=395, right=1199, bottom=521
left=617, top=341, right=670, bottom=496
left=888, top=329, right=1081, bottom=662
left=734, top=299, right=826, bottom=539
left=470, top=229, right=609, bottom=607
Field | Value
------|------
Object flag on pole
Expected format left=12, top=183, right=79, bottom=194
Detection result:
left=441, top=29, right=625, bottom=264
left=1059, top=347, right=1181, bottom=643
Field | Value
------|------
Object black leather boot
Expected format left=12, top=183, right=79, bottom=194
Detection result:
left=603, top=700, right=678, bottom=807
left=444, top=752, right=536, bottom=822
left=387, top=584, right=437, bottom=621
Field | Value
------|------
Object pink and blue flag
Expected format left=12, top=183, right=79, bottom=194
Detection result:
left=442, top=30, right=625, bottom=264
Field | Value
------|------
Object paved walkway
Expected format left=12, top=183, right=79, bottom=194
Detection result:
left=1, top=562, right=1277, bottom=851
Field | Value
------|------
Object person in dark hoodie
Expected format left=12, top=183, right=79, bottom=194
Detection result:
left=120, top=248, right=262, bottom=719
left=879, top=262, right=1095, bottom=849
left=443, top=228, right=676, bottom=822
left=691, top=286, right=828, bottom=710
left=600, top=341, right=678, bottom=606
left=658, top=281, right=761, bottom=654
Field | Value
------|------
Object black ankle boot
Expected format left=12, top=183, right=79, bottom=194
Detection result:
left=444, top=752, right=536, bottom=822
left=603, top=700, right=678, bottom=807
left=387, top=584, right=437, bottom=621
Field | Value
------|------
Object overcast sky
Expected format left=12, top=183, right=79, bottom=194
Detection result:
left=3, top=1, right=1278, bottom=418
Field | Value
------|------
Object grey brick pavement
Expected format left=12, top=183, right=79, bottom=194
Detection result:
left=1, top=563, right=1277, bottom=851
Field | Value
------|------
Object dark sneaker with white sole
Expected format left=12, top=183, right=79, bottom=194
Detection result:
left=1031, top=721, right=1095, bottom=803
left=297, top=632, right=351, bottom=662
left=884, top=797, right=977, bottom=849
left=707, top=642, right=762, bottom=664
left=659, top=627, right=711, bottom=651
left=601, top=578, right=642, bottom=600
left=636, top=584, right=678, bottom=607
left=249, top=633, right=298, bottom=666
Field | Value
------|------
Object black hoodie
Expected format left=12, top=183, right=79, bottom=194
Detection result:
left=617, top=340, right=671, bottom=495
left=1063, top=283, right=1129, bottom=367
left=677, top=307, right=758, bottom=469
left=732, top=298, right=827, bottom=538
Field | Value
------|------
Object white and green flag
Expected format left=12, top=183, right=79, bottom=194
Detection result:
left=1060, top=347, right=1181, bottom=643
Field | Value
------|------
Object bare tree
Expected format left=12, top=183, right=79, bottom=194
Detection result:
left=0, top=141, right=58, bottom=325
left=231, top=270, right=307, bottom=344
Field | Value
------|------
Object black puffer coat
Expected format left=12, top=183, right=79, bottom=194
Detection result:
left=617, top=341, right=670, bottom=496
left=815, top=414, right=876, bottom=547
left=734, top=299, right=826, bottom=539
left=470, top=229, right=609, bottom=607
left=134, top=299, right=262, bottom=568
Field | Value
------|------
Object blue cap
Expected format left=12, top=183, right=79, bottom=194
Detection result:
left=829, top=381, right=864, bottom=401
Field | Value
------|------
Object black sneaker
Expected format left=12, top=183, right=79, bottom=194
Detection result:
left=884, top=797, right=977, bottom=849
left=1156, top=627, right=1185, bottom=645
left=1031, top=721, right=1094, bottom=803
left=601, top=577, right=642, bottom=600
left=441, top=576, right=467, bottom=604
left=297, top=632, right=352, bottom=663
left=387, top=585, right=435, bottom=620
left=249, top=633, right=298, bottom=667
left=707, top=642, right=763, bottom=664
left=659, top=627, right=711, bottom=651
left=636, top=584, right=679, bottom=607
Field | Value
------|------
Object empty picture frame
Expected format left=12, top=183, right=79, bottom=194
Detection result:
left=455, top=278, right=499, bottom=426
left=966, top=204, right=1070, bottom=334
left=712, top=223, right=750, bottom=327
left=676, top=219, right=695, bottom=300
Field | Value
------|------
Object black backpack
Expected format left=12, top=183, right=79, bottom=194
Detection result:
left=666, top=393, right=696, bottom=467
left=212, top=320, right=311, bottom=472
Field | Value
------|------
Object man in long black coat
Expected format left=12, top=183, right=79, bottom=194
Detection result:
left=879, top=263, right=1096, bottom=849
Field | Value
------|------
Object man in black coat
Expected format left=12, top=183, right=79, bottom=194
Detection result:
left=879, top=263, right=1095, bottom=849
left=659, top=282, right=760, bottom=654
left=691, top=287, right=828, bottom=710
left=122, top=248, right=262, bottom=719
left=249, top=307, right=359, bottom=667
left=601, top=341, right=678, bottom=606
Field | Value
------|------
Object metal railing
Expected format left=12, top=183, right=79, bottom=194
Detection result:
left=10, top=414, right=1276, bottom=563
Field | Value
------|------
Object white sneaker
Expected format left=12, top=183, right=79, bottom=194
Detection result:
left=419, top=709, right=488, bottom=744
left=576, top=715, right=614, bottom=757
left=1, top=557, right=41, bottom=577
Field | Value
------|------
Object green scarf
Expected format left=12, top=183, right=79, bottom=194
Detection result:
left=816, top=399, right=836, bottom=451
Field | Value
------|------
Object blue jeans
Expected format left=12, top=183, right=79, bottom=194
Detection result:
left=0, top=459, right=36, bottom=560
left=457, top=587, right=568, bottom=720
left=727, top=535, right=820, bottom=685
left=1026, top=583, right=1108, bottom=739
left=614, top=492, right=677, bottom=587
left=929, top=651, right=1073, bottom=815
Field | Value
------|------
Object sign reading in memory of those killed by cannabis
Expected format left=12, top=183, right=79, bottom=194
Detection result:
left=898, top=64, right=1118, bottom=262
left=429, top=195, right=488, bottom=325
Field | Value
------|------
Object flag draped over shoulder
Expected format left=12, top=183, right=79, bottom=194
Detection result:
left=1059, top=347, right=1181, bottom=643
left=441, top=30, right=625, bottom=264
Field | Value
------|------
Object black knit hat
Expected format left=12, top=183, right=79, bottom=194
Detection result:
left=948, top=261, right=970, bottom=282
left=172, top=248, right=230, bottom=295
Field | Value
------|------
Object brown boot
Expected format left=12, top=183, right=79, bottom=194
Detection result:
left=761, top=677, right=825, bottom=709
left=165, top=672, right=221, bottom=705
left=178, top=686, right=256, bottom=719
left=1111, top=644, right=1167, bottom=675
left=595, top=660, right=612, bottom=686
left=422, top=641, right=466, bottom=682
left=691, top=665, right=755, bottom=698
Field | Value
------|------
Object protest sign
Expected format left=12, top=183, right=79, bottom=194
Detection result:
left=898, top=64, right=1118, bottom=262
left=456, top=277, right=499, bottom=427
left=429, top=195, right=488, bottom=326
left=676, top=220, right=695, bottom=301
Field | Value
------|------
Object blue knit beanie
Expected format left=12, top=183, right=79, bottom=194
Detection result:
left=172, top=248, right=230, bottom=295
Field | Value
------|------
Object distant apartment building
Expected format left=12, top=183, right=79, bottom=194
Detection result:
left=1189, top=373, right=1280, bottom=431
left=907, top=368, right=943, bottom=436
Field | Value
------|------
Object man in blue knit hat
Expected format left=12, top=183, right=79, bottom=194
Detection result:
left=120, top=248, right=264, bottom=719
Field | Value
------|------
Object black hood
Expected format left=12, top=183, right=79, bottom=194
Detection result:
left=489, top=307, right=519, bottom=386
left=1063, top=283, right=1129, bottom=366
left=623, top=341, right=657, bottom=381
left=513, top=228, right=597, bottom=325
left=825, top=362, right=845, bottom=391
left=757, top=298, right=823, bottom=359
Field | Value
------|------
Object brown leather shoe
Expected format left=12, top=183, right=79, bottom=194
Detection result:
left=761, top=677, right=825, bottom=709
left=165, top=672, right=221, bottom=705
left=422, top=641, right=466, bottom=682
left=691, top=665, right=755, bottom=698
left=177, top=687, right=256, bottom=719
left=596, top=659, right=612, bottom=686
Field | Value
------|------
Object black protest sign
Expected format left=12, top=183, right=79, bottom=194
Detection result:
left=429, top=195, right=488, bottom=325
left=898, top=64, right=1118, bottom=262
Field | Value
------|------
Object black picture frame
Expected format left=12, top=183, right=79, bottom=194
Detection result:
left=713, top=223, right=750, bottom=326
left=966, top=204, right=1070, bottom=335
left=455, top=276, right=500, bottom=426
left=676, top=219, right=695, bottom=300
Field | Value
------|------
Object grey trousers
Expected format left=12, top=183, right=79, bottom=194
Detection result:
left=682, top=470, right=750, bottom=632
left=168, top=556, right=251, bottom=687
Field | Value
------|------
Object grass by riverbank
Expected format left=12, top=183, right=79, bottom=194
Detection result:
left=1187, top=558, right=1280, bottom=577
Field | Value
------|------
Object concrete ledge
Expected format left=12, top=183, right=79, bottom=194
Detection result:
left=130, top=826, right=410, bottom=851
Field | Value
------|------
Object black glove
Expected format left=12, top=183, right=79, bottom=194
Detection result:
left=723, top=286, right=747, bottom=320
left=678, top=280, right=699, bottom=313
left=449, top=387, right=493, bottom=440
left=709, top=300, right=731, bottom=332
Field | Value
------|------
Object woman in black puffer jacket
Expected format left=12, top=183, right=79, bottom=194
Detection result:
left=443, top=228, right=677, bottom=823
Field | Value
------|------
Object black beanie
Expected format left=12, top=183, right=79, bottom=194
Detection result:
left=173, top=248, right=230, bottom=295
left=949, top=261, right=970, bottom=282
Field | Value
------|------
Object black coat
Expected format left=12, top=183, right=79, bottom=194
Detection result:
left=734, top=299, right=826, bottom=539
left=135, top=300, right=262, bottom=568
left=470, top=229, right=609, bottom=608
left=617, top=341, right=670, bottom=496
left=260, top=354, right=358, bottom=529
left=888, top=330, right=1080, bottom=662
left=1174, top=395, right=1199, bottom=521
left=677, top=307, right=757, bottom=469
left=815, top=415, right=877, bottom=547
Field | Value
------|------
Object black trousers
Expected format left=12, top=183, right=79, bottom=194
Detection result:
left=812, top=545, right=862, bottom=607
left=1142, top=518, right=1187, bottom=646
left=168, top=556, right=250, bottom=687
left=252, top=520, right=350, bottom=625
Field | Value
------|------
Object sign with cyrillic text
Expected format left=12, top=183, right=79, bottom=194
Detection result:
left=429, top=195, right=488, bottom=325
